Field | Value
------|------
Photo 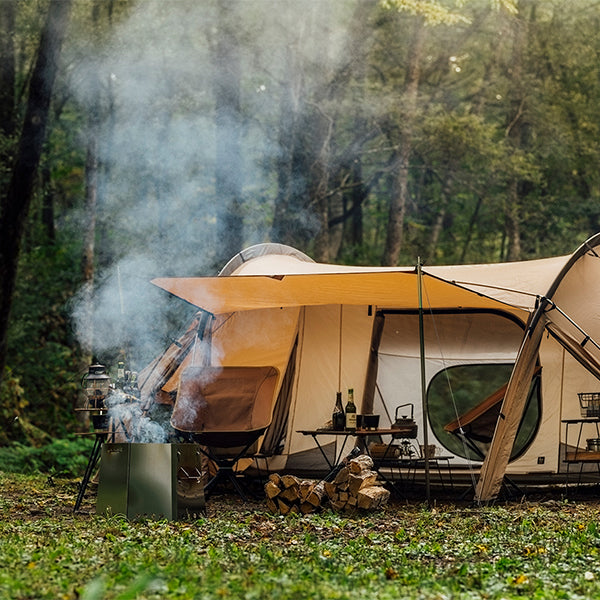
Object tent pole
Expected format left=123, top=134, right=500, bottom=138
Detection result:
left=417, top=258, right=431, bottom=506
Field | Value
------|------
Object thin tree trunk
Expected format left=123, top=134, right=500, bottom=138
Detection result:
left=271, top=40, right=305, bottom=247
left=503, top=1, right=532, bottom=261
left=0, top=0, right=72, bottom=387
left=382, top=18, right=424, bottom=266
left=505, top=181, right=522, bottom=261
left=213, top=0, right=243, bottom=268
left=460, top=195, right=483, bottom=263
left=0, top=0, right=16, bottom=138
left=310, top=108, right=333, bottom=263
left=427, top=174, right=453, bottom=261
left=41, top=163, right=55, bottom=242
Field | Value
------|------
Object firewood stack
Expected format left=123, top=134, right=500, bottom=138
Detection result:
left=324, top=454, right=390, bottom=512
left=264, top=474, right=326, bottom=515
left=264, top=454, right=390, bottom=514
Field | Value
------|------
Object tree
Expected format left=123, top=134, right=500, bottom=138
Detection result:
left=0, top=0, right=16, bottom=139
left=212, top=0, right=244, bottom=269
left=381, top=16, right=424, bottom=266
left=0, top=0, right=72, bottom=388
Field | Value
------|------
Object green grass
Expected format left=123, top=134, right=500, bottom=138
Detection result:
left=1, top=471, right=600, bottom=599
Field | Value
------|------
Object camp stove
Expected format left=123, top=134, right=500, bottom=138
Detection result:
left=96, top=443, right=205, bottom=519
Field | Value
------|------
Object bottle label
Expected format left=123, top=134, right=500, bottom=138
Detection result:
left=346, top=412, right=357, bottom=430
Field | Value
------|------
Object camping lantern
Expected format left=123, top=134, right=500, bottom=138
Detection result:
left=84, top=364, right=111, bottom=405
left=83, top=364, right=111, bottom=430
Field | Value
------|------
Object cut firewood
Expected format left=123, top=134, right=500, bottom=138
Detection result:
left=348, top=470, right=378, bottom=496
left=349, top=455, right=374, bottom=474
left=333, top=468, right=350, bottom=485
left=306, top=481, right=325, bottom=507
left=299, top=480, right=313, bottom=501
left=277, top=498, right=292, bottom=515
left=280, top=485, right=300, bottom=503
left=324, top=481, right=337, bottom=497
left=264, top=480, right=281, bottom=499
left=281, top=474, right=301, bottom=489
left=300, top=501, right=316, bottom=514
left=357, top=485, right=390, bottom=510
left=265, top=454, right=388, bottom=515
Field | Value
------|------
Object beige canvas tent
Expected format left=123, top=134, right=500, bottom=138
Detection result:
left=139, top=234, right=600, bottom=500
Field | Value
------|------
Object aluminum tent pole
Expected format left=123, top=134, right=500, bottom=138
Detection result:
left=417, top=258, right=431, bottom=506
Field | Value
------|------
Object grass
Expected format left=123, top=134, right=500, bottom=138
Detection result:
left=1, top=470, right=600, bottom=599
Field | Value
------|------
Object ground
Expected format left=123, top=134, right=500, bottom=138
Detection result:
left=4, top=469, right=600, bottom=520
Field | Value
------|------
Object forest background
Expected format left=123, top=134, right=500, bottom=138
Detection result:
left=1, top=0, right=599, bottom=451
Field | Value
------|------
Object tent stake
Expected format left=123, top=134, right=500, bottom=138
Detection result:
left=417, top=257, right=431, bottom=506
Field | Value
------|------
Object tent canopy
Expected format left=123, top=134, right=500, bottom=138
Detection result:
left=151, top=270, right=528, bottom=317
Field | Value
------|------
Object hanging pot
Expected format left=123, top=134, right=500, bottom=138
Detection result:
left=392, top=403, right=418, bottom=439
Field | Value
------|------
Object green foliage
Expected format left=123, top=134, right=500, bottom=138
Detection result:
left=0, top=437, right=93, bottom=478
left=380, top=0, right=470, bottom=25
left=6, top=238, right=83, bottom=441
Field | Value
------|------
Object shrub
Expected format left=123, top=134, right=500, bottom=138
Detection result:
left=0, top=436, right=94, bottom=478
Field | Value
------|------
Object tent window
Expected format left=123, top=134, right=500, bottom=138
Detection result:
left=428, top=364, right=541, bottom=462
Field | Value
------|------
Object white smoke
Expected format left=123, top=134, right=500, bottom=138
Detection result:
left=67, top=0, right=362, bottom=365
left=105, top=389, right=168, bottom=443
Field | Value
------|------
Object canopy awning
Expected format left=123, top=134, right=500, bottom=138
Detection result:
left=151, top=270, right=528, bottom=316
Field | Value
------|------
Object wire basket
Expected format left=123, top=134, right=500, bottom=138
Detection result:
left=578, top=392, right=600, bottom=418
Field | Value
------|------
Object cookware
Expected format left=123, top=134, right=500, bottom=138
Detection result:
left=392, top=403, right=418, bottom=439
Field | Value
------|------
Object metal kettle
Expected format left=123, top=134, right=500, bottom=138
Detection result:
left=392, top=403, right=418, bottom=439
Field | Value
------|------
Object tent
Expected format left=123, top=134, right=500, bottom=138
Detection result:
left=139, top=234, right=600, bottom=499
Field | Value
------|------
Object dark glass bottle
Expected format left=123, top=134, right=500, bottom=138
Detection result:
left=332, top=392, right=345, bottom=431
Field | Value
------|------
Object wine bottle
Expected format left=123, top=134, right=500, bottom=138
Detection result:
left=345, top=388, right=357, bottom=431
left=332, top=392, right=345, bottom=431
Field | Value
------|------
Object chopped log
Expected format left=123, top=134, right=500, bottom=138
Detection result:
left=300, top=501, right=316, bottom=515
left=333, top=468, right=350, bottom=485
left=269, top=473, right=281, bottom=486
left=299, top=480, right=313, bottom=501
left=357, top=485, right=390, bottom=510
left=266, top=497, right=278, bottom=513
left=348, top=470, right=378, bottom=496
left=277, top=498, right=292, bottom=515
left=281, top=474, right=301, bottom=488
left=306, top=481, right=325, bottom=507
left=331, top=499, right=347, bottom=511
left=349, top=455, right=374, bottom=474
left=264, top=480, right=281, bottom=499
left=324, top=481, right=337, bottom=498
left=280, top=485, right=300, bottom=503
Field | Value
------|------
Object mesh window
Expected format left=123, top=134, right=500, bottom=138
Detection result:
left=428, top=364, right=541, bottom=462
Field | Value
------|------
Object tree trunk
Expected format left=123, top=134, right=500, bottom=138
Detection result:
left=505, top=181, right=522, bottom=261
left=309, top=108, right=333, bottom=263
left=503, top=1, right=532, bottom=262
left=0, top=0, right=16, bottom=138
left=381, top=18, right=424, bottom=266
left=271, top=38, right=309, bottom=248
left=213, top=0, right=243, bottom=269
left=0, top=0, right=72, bottom=387
left=41, top=163, right=55, bottom=242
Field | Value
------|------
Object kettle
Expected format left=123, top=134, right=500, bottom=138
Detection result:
left=392, top=403, right=418, bottom=439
